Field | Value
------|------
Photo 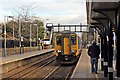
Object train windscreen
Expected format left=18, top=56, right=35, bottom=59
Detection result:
left=56, top=36, right=62, bottom=46
left=71, top=36, right=76, bottom=45
left=43, top=39, right=50, bottom=41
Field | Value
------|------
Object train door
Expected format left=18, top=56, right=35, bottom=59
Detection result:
left=63, top=35, right=71, bottom=55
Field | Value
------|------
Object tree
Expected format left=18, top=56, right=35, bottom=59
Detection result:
left=1, top=20, right=18, bottom=39
left=0, top=23, right=4, bottom=37
left=9, top=5, right=45, bottom=40
left=13, top=5, right=36, bottom=21
left=32, top=19, right=45, bottom=39
left=3, top=19, right=45, bottom=40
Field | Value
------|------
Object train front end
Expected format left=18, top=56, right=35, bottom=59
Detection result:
left=54, top=31, right=82, bottom=64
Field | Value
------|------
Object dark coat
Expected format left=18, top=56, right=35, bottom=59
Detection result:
left=88, top=44, right=100, bottom=59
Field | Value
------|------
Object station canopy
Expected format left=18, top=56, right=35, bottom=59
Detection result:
left=86, top=1, right=119, bottom=27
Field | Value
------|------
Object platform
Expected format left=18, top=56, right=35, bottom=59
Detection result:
left=71, top=49, right=104, bottom=79
left=1, top=49, right=54, bottom=65
left=1, top=49, right=54, bottom=74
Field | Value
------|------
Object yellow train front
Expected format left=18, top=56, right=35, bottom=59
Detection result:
left=54, top=31, right=82, bottom=64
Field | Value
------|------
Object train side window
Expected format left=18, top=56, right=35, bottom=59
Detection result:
left=56, top=36, right=62, bottom=46
left=71, top=36, right=76, bottom=45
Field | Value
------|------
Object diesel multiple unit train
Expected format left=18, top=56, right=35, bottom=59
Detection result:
left=54, top=31, right=82, bottom=64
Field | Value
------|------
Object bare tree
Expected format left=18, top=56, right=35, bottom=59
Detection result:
left=12, top=5, right=45, bottom=40
left=13, top=5, right=36, bottom=21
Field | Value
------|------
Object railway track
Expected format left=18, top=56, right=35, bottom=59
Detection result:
left=21, top=61, right=76, bottom=80
left=2, top=52, right=55, bottom=79
left=2, top=52, right=77, bottom=80
left=43, top=64, right=76, bottom=80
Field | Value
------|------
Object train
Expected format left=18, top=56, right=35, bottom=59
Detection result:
left=42, top=38, right=50, bottom=49
left=54, top=30, right=82, bottom=64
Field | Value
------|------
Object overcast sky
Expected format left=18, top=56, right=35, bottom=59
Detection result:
left=0, top=0, right=87, bottom=24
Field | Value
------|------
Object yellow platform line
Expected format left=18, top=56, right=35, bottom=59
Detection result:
left=95, top=74, right=99, bottom=80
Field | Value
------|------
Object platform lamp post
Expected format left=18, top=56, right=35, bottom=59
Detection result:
left=30, top=24, right=32, bottom=52
left=33, top=24, right=38, bottom=49
left=3, top=16, right=6, bottom=57
left=8, top=16, right=15, bottom=47
left=4, top=16, right=15, bottom=57
left=31, top=16, right=41, bottom=50
left=36, top=24, right=38, bottom=49
left=18, top=18, right=22, bottom=54
left=12, top=16, right=15, bottom=48
left=27, top=16, right=40, bottom=51
left=29, top=23, right=38, bottom=52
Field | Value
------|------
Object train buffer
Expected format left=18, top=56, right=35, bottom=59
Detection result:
left=71, top=49, right=116, bottom=79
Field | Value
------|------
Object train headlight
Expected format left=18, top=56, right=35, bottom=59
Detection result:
left=71, top=50, right=76, bottom=53
left=56, top=50, right=61, bottom=53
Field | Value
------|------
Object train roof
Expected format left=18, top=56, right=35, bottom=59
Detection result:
left=57, top=30, right=77, bottom=34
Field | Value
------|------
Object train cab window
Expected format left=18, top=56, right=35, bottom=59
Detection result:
left=56, top=36, right=62, bottom=46
left=71, top=36, right=76, bottom=45
left=43, top=39, right=50, bottom=41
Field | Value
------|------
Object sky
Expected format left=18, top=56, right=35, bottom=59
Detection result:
left=0, top=0, right=87, bottom=24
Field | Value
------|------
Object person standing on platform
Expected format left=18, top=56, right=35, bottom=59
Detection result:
left=87, top=41, right=100, bottom=74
